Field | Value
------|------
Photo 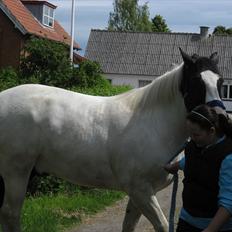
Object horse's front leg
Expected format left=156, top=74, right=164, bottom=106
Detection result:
left=122, top=198, right=142, bottom=232
left=128, top=182, right=168, bottom=232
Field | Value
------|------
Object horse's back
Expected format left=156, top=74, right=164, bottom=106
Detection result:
left=0, top=84, right=107, bottom=118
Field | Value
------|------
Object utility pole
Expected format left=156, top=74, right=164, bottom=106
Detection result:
left=70, top=0, right=76, bottom=62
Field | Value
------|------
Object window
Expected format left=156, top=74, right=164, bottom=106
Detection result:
left=230, top=86, right=232, bottom=99
left=43, top=5, right=54, bottom=28
left=139, top=80, right=152, bottom=87
left=107, top=79, right=112, bottom=84
left=221, top=85, right=228, bottom=99
left=221, top=84, right=232, bottom=100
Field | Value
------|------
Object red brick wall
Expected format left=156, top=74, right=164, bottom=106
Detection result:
left=0, top=11, right=25, bottom=69
left=0, top=28, right=2, bottom=68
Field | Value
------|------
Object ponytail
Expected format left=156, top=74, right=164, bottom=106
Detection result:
left=218, top=114, right=232, bottom=139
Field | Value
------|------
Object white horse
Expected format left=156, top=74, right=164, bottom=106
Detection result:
left=0, top=49, right=224, bottom=232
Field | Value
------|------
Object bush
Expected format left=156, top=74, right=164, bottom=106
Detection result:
left=75, top=60, right=109, bottom=88
left=27, top=174, right=105, bottom=196
left=27, top=175, right=68, bottom=196
left=72, top=84, right=131, bottom=96
left=19, top=37, right=114, bottom=91
left=20, top=37, right=75, bottom=88
left=0, top=67, right=20, bottom=91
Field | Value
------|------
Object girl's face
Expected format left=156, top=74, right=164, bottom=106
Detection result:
left=186, top=120, right=217, bottom=148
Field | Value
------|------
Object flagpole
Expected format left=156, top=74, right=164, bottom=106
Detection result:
left=70, top=0, right=76, bottom=62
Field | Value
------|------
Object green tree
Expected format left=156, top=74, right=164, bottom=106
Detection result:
left=226, top=28, right=232, bottom=35
left=108, top=0, right=152, bottom=32
left=213, top=26, right=232, bottom=35
left=151, top=14, right=170, bottom=32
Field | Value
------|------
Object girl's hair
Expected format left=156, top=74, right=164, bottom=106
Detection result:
left=187, top=104, right=232, bottom=138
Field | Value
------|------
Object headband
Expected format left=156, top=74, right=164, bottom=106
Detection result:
left=191, top=111, right=214, bottom=126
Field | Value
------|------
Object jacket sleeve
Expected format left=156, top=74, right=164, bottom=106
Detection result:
left=218, top=154, right=232, bottom=215
left=179, top=156, right=185, bottom=170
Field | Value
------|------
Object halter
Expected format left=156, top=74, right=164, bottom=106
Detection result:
left=207, top=99, right=226, bottom=110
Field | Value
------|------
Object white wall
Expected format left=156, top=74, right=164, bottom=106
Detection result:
left=223, top=100, right=232, bottom=113
left=103, top=74, right=156, bottom=88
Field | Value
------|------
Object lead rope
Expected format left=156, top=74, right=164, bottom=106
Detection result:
left=167, top=141, right=188, bottom=232
left=169, top=172, right=178, bottom=232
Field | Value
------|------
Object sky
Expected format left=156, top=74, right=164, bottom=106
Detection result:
left=49, top=0, right=232, bottom=56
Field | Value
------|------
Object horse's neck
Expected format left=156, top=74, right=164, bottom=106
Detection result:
left=125, top=64, right=185, bottom=114
left=157, top=100, right=188, bottom=155
left=124, top=64, right=188, bottom=157
left=143, top=64, right=183, bottom=107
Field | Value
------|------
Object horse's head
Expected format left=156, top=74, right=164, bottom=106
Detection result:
left=179, top=48, right=224, bottom=112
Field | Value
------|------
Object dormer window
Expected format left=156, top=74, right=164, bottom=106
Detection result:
left=43, top=5, right=54, bottom=28
left=21, top=1, right=57, bottom=28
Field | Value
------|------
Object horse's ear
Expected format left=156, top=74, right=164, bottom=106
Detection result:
left=192, top=54, right=199, bottom=60
left=179, top=47, right=193, bottom=65
left=210, top=52, right=219, bottom=65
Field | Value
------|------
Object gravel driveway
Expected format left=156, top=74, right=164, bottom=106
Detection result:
left=67, top=173, right=183, bottom=232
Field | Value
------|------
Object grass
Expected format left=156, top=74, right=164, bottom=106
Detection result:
left=21, top=189, right=125, bottom=232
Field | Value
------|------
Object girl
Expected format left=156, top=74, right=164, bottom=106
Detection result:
left=165, top=104, right=232, bottom=232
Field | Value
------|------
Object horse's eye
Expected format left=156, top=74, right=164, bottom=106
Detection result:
left=192, top=77, right=201, bottom=81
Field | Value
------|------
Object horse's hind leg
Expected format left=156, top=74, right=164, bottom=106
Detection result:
left=122, top=198, right=141, bottom=232
left=129, top=183, right=168, bottom=232
left=0, top=172, right=30, bottom=232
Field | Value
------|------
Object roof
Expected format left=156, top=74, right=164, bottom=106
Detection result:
left=21, top=0, right=57, bottom=9
left=85, top=29, right=232, bottom=80
left=73, top=52, right=87, bottom=64
left=0, top=0, right=80, bottom=49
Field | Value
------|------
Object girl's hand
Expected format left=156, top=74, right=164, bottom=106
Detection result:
left=164, top=162, right=179, bottom=174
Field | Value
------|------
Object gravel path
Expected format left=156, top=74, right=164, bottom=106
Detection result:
left=67, top=174, right=183, bottom=232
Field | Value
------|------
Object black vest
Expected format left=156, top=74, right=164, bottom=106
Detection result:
left=183, top=137, right=232, bottom=217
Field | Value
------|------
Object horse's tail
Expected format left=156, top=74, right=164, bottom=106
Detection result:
left=0, top=176, right=5, bottom=208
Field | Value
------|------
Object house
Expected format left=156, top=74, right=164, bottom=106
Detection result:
left=0, top=0, right=85, bottom=69
left=85, top=27, right=232, bottom=112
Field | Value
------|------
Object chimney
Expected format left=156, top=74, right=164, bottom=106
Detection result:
left=200, top=26, right=209, bottom=38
